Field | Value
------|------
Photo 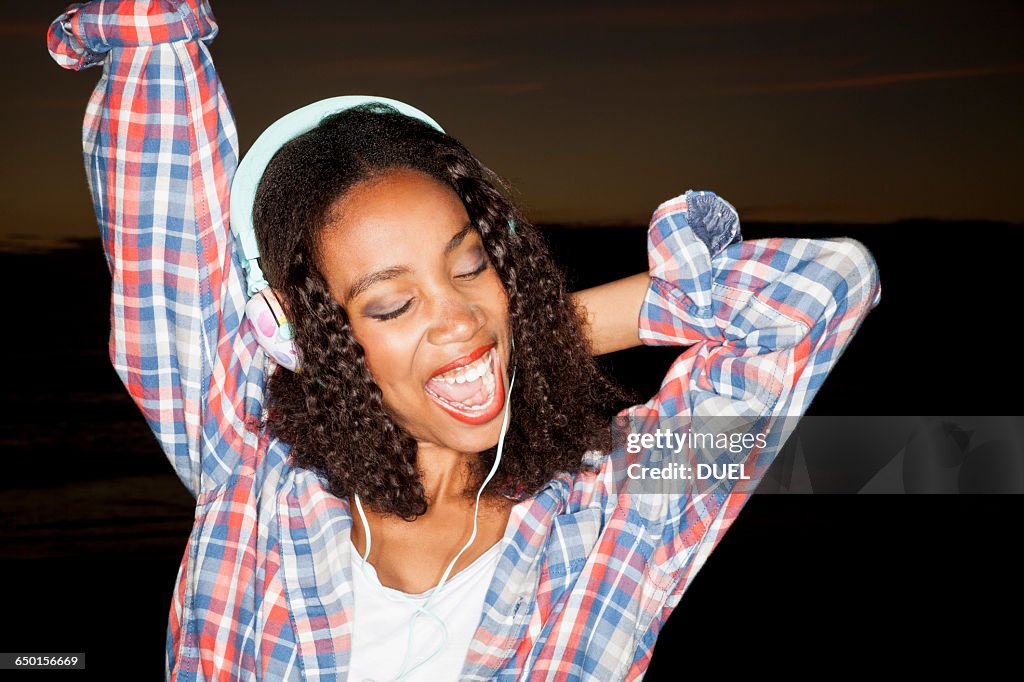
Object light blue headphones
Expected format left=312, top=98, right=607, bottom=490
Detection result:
left=230, top=96, right=517, bottom=681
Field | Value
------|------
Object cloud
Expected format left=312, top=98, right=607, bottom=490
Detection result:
left=552, top=0, right=874, bottom=28
left=310, top=55, right=498, bottom=79
left=721, top=63, right=1024, bottom=94
left=295, top=0, right=878, bottom=40
left=478, top=81, right=547, bottom=95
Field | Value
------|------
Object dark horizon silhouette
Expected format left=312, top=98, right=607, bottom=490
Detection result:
left=2, top=218, right=1021, bottom=675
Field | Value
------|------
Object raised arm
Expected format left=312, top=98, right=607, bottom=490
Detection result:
left=632, top=190, right=880, bottom=557
left=48, top=0, right=262, bottom=497
left=634, top=192, right=880, bottom=426
left=569, top=190, right=880, bottom=677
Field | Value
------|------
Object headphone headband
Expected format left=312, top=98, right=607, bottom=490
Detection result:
left=229, top=95, right=446, bottom=295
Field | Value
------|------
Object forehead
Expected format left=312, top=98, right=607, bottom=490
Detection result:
left=318, top=169, right=472, bottom=287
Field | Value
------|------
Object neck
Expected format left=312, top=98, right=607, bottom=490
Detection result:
left=415, top=441, right=480, bottom=505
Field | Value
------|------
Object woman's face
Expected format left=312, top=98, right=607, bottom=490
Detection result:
left=318, top=168, right=512, bottom=455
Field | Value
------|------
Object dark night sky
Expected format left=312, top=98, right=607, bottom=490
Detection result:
left=3, top=0, right=1022, bottom=245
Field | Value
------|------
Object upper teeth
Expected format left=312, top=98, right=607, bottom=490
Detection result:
left=433, top=351, right=493, bottom=384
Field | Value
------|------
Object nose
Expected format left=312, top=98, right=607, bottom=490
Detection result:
left=426, top=289, right=484, bottom=347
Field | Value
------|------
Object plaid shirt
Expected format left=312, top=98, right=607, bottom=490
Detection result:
left=48, top=2, right=881, bottom=680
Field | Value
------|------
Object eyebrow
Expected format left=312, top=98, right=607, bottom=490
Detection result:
left=344, top=222, right=475, bottom=303
left=444, top=222, right=474, bottom=256
left=345, top=265, right=410, bottom=304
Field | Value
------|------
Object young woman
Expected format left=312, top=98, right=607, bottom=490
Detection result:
left=48, top=1, right=880, bottom=680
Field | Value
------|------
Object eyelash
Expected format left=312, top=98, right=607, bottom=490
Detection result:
left=372, top=300, right=413, bottom=321
left=458, top=261, right=489, bottom=280
left=371, top=261, right=489, bottom=321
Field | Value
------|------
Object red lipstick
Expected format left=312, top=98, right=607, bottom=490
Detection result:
left=429, top=343, right=495, bottom=378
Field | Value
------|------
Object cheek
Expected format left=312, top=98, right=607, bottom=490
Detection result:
left=477, top=268, right=509, bottom=308
left=484, top=279, right=511, bottom=327
left=349, top=323, right=418, bottom=393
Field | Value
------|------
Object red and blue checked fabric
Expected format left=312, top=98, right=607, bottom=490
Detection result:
left=49, top=2, right=881, bottom=680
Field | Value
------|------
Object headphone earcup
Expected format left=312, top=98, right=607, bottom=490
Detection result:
left=245, top=289, right=301, bottom=372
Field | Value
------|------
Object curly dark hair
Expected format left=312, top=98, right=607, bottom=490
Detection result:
left=253, top=104, right=631, bottom=520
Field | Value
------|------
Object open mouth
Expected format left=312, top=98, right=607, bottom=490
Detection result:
left=425, top=346, right=505, bottom=425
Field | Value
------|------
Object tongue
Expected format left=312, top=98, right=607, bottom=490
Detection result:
left=428, top=376, right=484, bottom=404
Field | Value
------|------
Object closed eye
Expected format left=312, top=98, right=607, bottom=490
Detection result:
left=371, top=298, right=414, bottom=321
left=370, top=259, right=486, bottom=321
left=456, top=261, right=488, bottom=280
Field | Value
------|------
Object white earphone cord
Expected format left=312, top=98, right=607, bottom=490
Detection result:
left=353, top=368, right=516, bottom=682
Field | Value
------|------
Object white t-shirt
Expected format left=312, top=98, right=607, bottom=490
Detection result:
left=349, top=538, right=506, bottom=682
